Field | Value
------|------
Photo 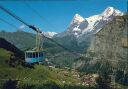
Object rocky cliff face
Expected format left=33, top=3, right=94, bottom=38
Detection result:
left=74, top=15, right=128, bottom=75
left=89, top=15, right=127, bottom=65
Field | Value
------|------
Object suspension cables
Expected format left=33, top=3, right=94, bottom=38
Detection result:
left=23, top=1, right=43, bottom=20
left=0, top=17, right=18, bottom=29
left=0, top=5, right=81, bottom=56
left=23, top=1, right=59, bottom=31
left=0, top=5, right=29, bottom=26
left=0, top=5, right=40, bottom=32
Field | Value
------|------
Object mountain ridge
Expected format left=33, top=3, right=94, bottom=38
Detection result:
left=55, top=6, right=123, bottom=40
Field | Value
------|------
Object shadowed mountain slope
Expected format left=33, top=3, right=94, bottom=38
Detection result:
left=0, top=37, right=24, bottom=62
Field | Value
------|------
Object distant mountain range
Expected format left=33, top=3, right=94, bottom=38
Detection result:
left=43, top=32, right=57, bottom=38
left=55, top=7, right=123, bottom=42
left=49, top=7, right=123, bottom=54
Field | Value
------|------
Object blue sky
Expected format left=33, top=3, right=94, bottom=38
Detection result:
left=0, top=0, right=127, bottom=33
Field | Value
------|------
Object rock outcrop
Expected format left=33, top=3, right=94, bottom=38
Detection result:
left=89, top=15, right=128, bottom=68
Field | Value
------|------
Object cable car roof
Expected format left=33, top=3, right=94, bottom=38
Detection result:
left=25, top=50, right=44, bottom=53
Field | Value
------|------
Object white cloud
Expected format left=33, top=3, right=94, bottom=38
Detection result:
left=19, top=24, right=26, bottom=29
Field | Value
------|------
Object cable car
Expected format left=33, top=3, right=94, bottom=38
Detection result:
left=25, top=29, right=44, bottom=64
left=25, top=51, right=44, bottom=63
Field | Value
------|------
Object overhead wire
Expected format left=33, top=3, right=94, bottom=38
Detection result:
left=0, top=5, right=29, bottom=26
left=23, top=1, right=59, bottom=32
left=0, top=17, right=18, bottom=29
left=0, top=5, right=81, bottom=56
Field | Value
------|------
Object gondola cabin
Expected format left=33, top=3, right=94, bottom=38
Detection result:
left=24, top=26, right=44, bottom=64
left=25, top=51, right=44, bottom=63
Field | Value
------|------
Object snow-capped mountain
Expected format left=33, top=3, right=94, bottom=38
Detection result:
left=57, top=7, right=123, bottom=39
left=100, top=7, right=123, bottom=20
left=70, top=14, right=85, bottom=25
left=43, top=32, right=57, bottom=38
left=66, top=14, right=88, bottom=37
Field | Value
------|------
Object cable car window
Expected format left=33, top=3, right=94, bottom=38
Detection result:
left=28, top=53, right=30, bottom=58
left=41, top=52, right=43, bottom=56
left=33, top=52, right=36, bottom=58
left=36, top=52, right=38, bottom=57
left=30, top=53, right=33, bottom=58
left=39, top=53, right=41, bottom=57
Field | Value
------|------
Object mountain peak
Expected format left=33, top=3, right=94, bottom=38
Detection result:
left=103, top=6, right=115, bottom=14
left=74, top=13, right=81, bottom=17
left=43, top=32, right=57, bottom=38
left=101, top=6, right=123, bottom=18
left=106, top=6, right=114, bottom=11
left=71, top=14, right=84, bottom=25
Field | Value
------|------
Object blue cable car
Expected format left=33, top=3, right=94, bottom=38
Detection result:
left=25, top=51, right=44, bottom=63
left=25, top=30, right=44, bottom=64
